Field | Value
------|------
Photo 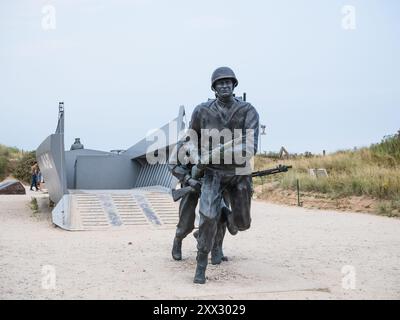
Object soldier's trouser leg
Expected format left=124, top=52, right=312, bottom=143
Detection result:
left=172, top=191, right=198, bottom=261
left=194, top=171, right=223, bottom=283
left=228, top=175, right=253, bottom=231
left=175, top=191, right=198, bottom=239
left=210, top=194, right=236, bottom=264
left=194, top=214, right=219, bottom=284
left=211, top=219, right=227, bottom=265
left=221, top=195, right=238, bottom=235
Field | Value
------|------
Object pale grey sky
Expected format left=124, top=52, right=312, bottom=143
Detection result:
left=0, top=0, right=399, bottom=154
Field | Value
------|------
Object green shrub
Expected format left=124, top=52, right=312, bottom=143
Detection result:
left=30, top=197, right=39, bottom=214
left=13, top=151, right=36, bottom=184
left=370, top=132, right=400, bottom=165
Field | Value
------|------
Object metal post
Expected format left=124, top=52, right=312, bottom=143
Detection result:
left=297, top=179, right=301, bottom=206
left=260, top=125, right=266, bottom=155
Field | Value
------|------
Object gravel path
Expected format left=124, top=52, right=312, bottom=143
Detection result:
left=1, top=189, right=399, bottom=299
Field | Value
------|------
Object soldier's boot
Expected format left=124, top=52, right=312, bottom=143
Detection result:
left=171, top=237, right=182, bottom=261
left=193, top=252, right=208, bottom=284
left=222, top=207, right=238, bottom=235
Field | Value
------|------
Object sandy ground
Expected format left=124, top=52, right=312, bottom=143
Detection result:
left=0, top=187, right=400, bottom=300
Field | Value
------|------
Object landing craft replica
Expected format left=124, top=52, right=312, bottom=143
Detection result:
left=36, top=102, right=185, bottom=230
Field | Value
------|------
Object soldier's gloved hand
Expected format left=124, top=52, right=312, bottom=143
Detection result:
left=191, top=165, right=204, bottom=180
left=187, top=178, right=202, bottom=191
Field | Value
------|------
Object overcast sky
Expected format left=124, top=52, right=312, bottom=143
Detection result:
left=0, top=0, right=399, bottom=154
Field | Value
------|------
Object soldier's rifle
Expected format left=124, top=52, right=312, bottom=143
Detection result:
left=171, top=164, right=292, bottom=202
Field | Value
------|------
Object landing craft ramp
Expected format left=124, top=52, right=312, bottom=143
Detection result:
left=37, top=102, right=185, bottom=231
left=53, top=187, right=179, bottom=231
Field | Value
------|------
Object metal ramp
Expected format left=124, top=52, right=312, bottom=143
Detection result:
left=52, top=186, right=179, bottom=231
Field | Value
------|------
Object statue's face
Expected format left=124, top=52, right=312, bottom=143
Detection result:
left=214, top=78, right=234, bottom=98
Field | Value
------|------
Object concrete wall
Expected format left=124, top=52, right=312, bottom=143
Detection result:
left=75, top=155, right=140, bottom=189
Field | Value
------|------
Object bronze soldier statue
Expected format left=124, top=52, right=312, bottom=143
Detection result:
left=192, top=67, right=259, bottom=284
left=170, top=67, right=259, bottom=284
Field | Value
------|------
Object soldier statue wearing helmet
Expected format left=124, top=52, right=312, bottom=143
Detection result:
left=169, top=66, right=259, bottom=284
left=211, top=66, right=239, bottom=90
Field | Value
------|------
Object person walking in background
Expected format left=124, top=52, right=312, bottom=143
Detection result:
left=36, top=168, right=42, bottom=191
left=30, top=161, right=38, bottom=191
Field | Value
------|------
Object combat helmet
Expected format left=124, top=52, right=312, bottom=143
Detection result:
left=211, top=67, right=238, bottom=90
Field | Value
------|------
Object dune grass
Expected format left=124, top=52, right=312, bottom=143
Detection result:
left=0, top=144, right=22, bottom=181
left=254, top=132, right=400, bottom=215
